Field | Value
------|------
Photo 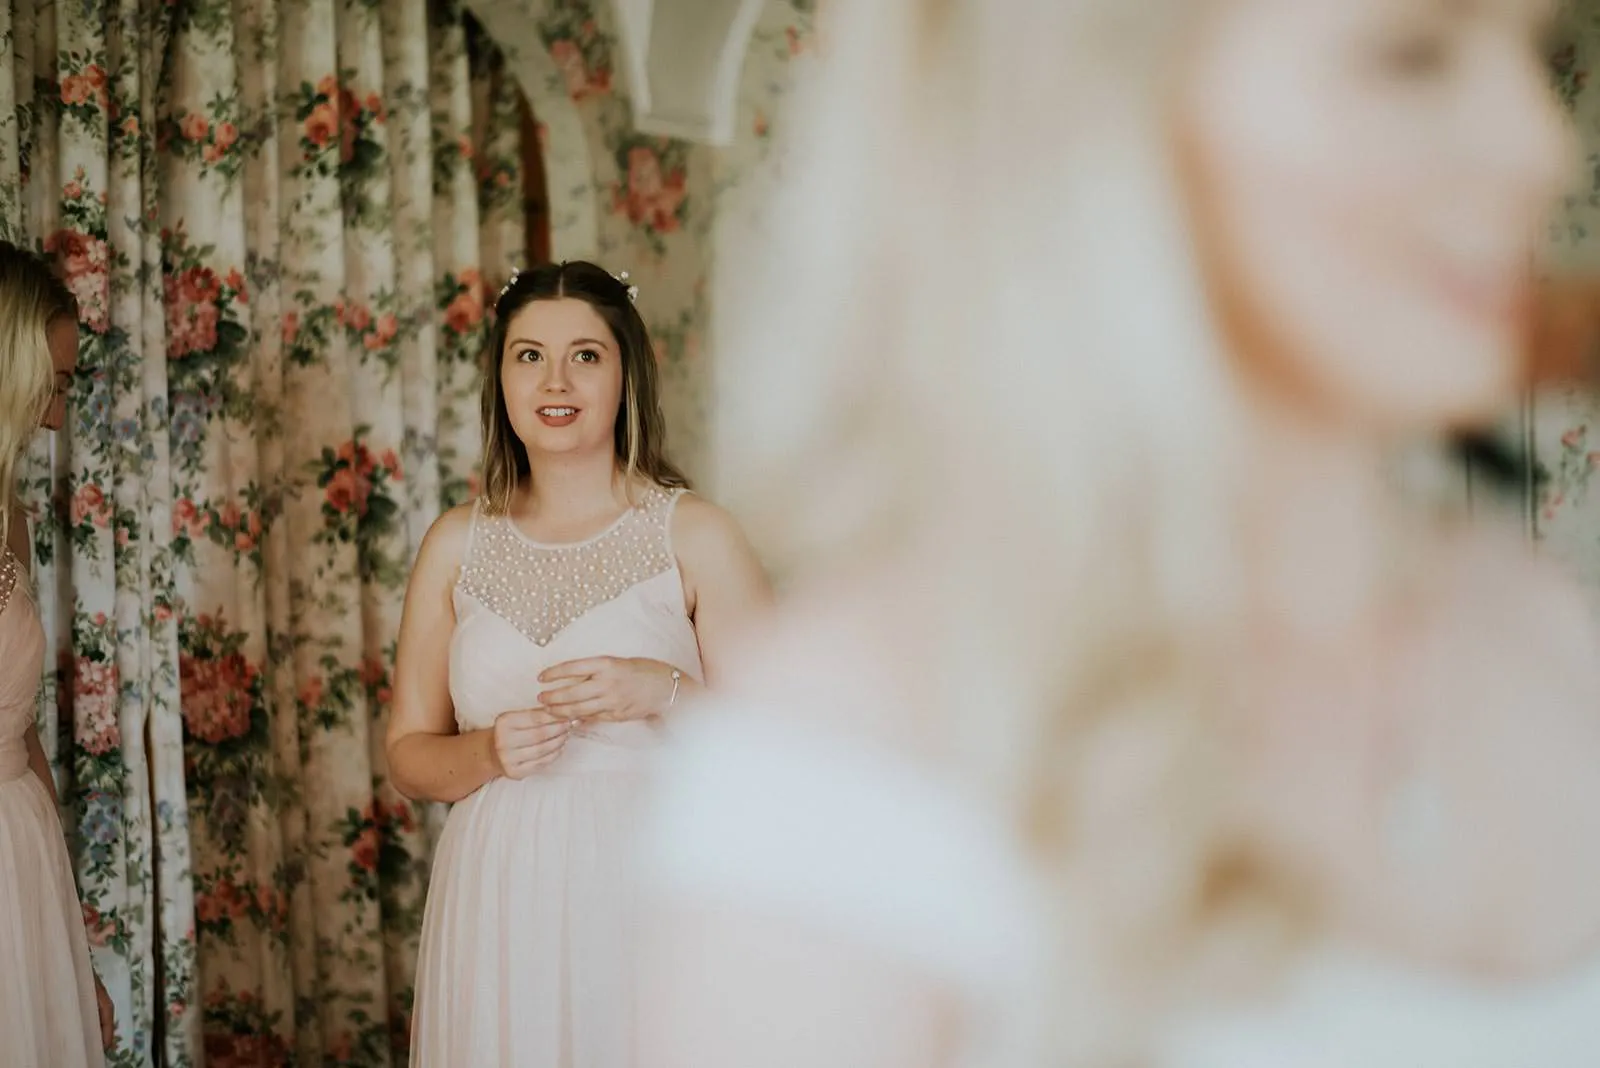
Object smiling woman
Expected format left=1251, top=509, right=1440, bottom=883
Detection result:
left=478, top=262, right=687, bottom=514
left=385, top=260, right=771, bottom=1066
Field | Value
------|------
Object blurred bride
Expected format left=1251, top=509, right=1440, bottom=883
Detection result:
left=636, top=0, right=1600, bottom=1065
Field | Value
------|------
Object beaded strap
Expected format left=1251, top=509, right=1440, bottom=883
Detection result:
left=0, top=546, right=19, bottom=617
left=458, top=487, right=680, bottom=647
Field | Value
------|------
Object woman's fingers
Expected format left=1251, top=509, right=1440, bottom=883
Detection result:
left=518, top=718, right=573, bottom=745
left=556, top=697, right=612, bottom=720
left=539, top=657, right=614, bottom=684
left=504, top=730, right=571, bottom=776
left=538, top=680, right=605, bottom=707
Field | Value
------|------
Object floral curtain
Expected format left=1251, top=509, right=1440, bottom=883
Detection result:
left=1544, top=23, right=1600, bottom=604
left=0, top=0, right=527, bottom=1062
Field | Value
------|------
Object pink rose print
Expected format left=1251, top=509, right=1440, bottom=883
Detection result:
left=164, top=266, right=225, bottom=359
left=70, top=483, right=111, bottom=527
left=73, top=657, right=121, bottom=756
left=305, top=101, right=338, bottom=149
left=44, top=229, right=110, bottom=333
left=172, top=497, right=207, bottom=539
left=81, top=903, right=117, bottom=948
left=550, top=39, right=591, bottom=99
left=180, top=643, right=259, bottom=744
left=615, top=145, right=686, bottom=232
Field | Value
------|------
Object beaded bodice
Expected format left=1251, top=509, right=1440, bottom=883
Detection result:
left=457, top=487, right=683, bottom=649
left=0, top=544, right=43, bottom=781
left=0, top=547, right=19, bottom=617
left=448, top=486, right=703, bottom=748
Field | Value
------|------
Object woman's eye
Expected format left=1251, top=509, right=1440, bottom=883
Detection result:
left=517, top=349, right=542, bottom=363
left=574, top=349, right=600, bottom=364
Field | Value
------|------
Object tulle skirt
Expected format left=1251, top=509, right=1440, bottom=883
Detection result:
left=411, top=764, right=644, bottom=1067
left=0, top=770, right=104, bottom=1068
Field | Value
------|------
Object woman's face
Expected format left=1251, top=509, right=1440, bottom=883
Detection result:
left=499, top=297, right=625, bottom=461
left=1181, top=0, right=1571, bottom=430
left=41, top=316, right=78, bottom=431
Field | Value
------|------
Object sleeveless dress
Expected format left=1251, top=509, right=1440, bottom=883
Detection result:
left=0, top=545, right=104, bottom=1067
left=411, top=486, right=703, bottom=1067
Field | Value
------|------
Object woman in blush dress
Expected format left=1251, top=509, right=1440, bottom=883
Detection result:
left=0, top=240, right=115, bottom=1065
left=387, top=261, right=770, bottom=1067
left=636, top=2, right=1600, bottom=1066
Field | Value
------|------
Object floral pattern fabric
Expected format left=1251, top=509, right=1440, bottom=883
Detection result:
left=1542, top=22, right=1600, bottom=607
left=1544, top=22, right=1600, bottom=605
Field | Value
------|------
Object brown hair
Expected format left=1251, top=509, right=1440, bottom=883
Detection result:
left=478, top=260, right=687, bottom=514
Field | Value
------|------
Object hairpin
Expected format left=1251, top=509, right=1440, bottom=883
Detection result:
left=497, top=267, right=520, bottom=303
left=613, top=270, right=639, bottom=304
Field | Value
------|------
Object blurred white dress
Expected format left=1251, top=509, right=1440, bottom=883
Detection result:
left=642, top=536, right=1600, bottom=1066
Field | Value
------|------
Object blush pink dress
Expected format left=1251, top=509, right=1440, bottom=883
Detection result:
left=410, top=486, right=703, bottom=1067
left=0, top=544, right=104, bottom=1067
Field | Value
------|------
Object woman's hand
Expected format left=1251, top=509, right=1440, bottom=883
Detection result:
left=94, top=972, right=114, bottom=1050
left=491, top=709, right=573, bottom=778
left=538, top=657, right=685, bottom=724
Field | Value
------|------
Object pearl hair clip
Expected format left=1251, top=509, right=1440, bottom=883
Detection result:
left=612, top=270, right=640, bottom=304
left=497, top=268, right=521, bottom=304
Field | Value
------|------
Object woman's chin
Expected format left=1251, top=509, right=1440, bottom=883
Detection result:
left=522, top=433, right=607, bottom=461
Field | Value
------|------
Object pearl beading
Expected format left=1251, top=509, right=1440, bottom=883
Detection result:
left=459, top=487, right=679, bottom=647
left=0, top=547, right=18, bottom=617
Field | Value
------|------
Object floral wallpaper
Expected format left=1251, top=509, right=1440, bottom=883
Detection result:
left=1543, top=14, right=1600, bottom=606
left=469, top=0, right=819, bottom=481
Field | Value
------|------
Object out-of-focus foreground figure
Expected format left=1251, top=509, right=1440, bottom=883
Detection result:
left=639, top=0, right=1600, bottom=1065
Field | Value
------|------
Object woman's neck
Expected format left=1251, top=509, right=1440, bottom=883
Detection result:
left=520, top=450, right=627, bottom=520
left=1238, top=391, right=1394, bottom=645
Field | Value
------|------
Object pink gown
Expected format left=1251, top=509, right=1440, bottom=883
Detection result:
left=410, top=486, right=703, bottom=1067
left=0, top=544, right=104, bottom=1067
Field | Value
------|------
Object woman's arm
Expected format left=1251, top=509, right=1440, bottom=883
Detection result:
left=385, top=506, right=502, bottom=803
left=673, top=493, right=774, bottom=688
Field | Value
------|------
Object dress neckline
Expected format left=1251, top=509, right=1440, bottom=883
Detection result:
left=498, top=486, right=668, bottom=551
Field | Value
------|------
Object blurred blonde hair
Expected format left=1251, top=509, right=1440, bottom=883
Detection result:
left=710, top=0, right=1309, bottom=1057
left=0, top=240, right=75, bottom=549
